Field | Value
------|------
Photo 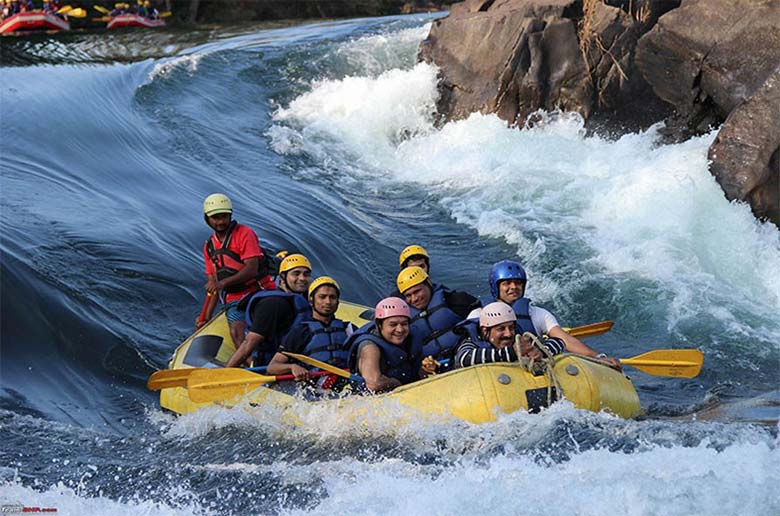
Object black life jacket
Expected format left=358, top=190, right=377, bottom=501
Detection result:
left=243, top=290, right=312, bottom=365
left=205, top=221, right=276, bottom=294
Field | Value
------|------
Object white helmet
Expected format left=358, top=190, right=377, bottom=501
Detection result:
left=480, top=302, right=516, bottom=328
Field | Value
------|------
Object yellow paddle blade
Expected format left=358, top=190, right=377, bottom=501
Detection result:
left=159, top=11, right=172, bottom=17
left=187, top=368, right=277, bottom=403
left=283, top=352, right=352, bottom=379
left=147, top=368, right=200, bottom=390
left=92, top=15, right=110, bottom=22
left=620, top=349, right=704, bottom=378
left=93, top=4, right=109, bottom=14
left=57, top=5, right=73, bottom=14
left=66, top=8, right=87, bottom=18
left=565, top=320, right=614, bottom=339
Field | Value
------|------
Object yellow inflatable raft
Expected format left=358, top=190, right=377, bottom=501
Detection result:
left=159, top=301, right=642, bottom=422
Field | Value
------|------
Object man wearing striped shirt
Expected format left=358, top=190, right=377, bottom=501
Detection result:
left=454, top=302, right=566, bottom=369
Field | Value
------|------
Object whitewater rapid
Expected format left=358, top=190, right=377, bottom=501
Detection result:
left=2, top=15, right=778, bottom=516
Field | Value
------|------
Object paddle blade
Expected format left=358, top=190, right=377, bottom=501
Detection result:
left=66, top=8, right=87, bottom=18
left=187, top=369, right=277, bottom=403
left=93, top=4, right=109, bottom=14
left=567, top=320, right=614, bottom=339
left=159, top=11, right=172, bottom=17
left=620, top=349, right=704, bottom=378
left=58, top=5, right=73, bottom=14
left=147, top=368, right=197, bottom=390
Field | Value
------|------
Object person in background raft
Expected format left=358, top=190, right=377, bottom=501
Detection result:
left=134, top=0, right=146, bottom=17
left=396, top=266, right=479, bottom=368
left=267, top=276, right=355, bottom=381
left=225, top=253, right=313, bottom=368
left=489, top=260, right=620, bottom=369
left=453, top=302, right=566, bottom=369
left=200, top=193, right=276, bottom=347
left=347, top=297, right=436, bottom=392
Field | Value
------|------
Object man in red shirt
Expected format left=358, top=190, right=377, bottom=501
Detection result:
left=200, top=193, right=275, bottom=346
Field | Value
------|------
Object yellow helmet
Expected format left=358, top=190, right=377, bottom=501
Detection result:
left=308, top=276, right=340, bottom=297
left=399, top=244, right=429, bottom=268
left=279, top=253, right=311, bottom=274
left=396, top=266, right=429, bottom=294
left=203, top=193, right=232, bottom=216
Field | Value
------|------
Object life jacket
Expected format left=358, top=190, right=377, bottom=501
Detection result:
left=510, top=297, right=538, bottom=337
left=243, top=290, right=311, bottom=365
left=298, top=318, right=351, bottom=370
left=409, top=285, right=464, bottom=360
left=346, top=326, right=420, bottom=386
left=452, top=318, right=493, bottom=349
left=205, top=221, right=276, bottom=295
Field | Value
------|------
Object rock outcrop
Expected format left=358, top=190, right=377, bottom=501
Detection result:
left=636, top=0, right=780, bottom=223
left=420, top=0, right=780, bottom=225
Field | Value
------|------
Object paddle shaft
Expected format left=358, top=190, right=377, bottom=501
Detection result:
left=197, top=293, right=218, bottom=326
left=283, top=352, right=364, bottom=383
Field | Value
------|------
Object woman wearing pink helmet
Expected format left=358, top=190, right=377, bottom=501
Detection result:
left=346, top=297, right=436, bottom=392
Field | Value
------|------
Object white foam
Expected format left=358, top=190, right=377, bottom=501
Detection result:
left=0, top=480, right=203, bottom=516
left=281, top=438, right=780, bottom=516
left=148, top=53, right=208, bottom=81
left=334, top=24, right=432, bottom=76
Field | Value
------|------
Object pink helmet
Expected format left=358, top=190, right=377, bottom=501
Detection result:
left=480, top=302, right=516, bottom=328
left=375, top=297, right=410, bottom=320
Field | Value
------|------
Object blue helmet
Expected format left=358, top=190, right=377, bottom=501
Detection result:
left=488, top=260, right=527, bottom=299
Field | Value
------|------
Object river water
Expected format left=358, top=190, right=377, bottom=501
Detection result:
left=1, top=14, right=779, bottom=515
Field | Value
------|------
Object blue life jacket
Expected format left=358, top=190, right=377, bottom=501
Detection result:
left=510, top=297, right=538, bottom=337
left=298, top=318, right=351, bottom=369
left=409, top=285, right=464, bottom=360
left=244, top=290, right=311, bottom=365
left=453, top=318, right=493, bottom=349
left=347, top=326, right=421, bottom=386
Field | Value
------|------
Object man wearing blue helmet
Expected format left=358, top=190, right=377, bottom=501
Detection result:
left=489, top=260, right=620, bottom=368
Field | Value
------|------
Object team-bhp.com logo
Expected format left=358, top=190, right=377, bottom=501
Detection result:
left=1, top=505, right=57, bottom=513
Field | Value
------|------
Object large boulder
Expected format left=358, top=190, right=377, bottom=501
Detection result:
left=707, top=65, right=780, bottom=224
left=419, top=0, right=672, bottom=126
left=636, top=0, right=780, bottom=224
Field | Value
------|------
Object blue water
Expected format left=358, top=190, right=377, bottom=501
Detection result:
left=1, top=14, right=779, bottom=515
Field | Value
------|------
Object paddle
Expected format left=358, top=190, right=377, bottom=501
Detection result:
left=565, top=320, right=613, bottom=339
left=65, top=8, right=86, bottom=18
left=282, top=352, right=364, bottom=383
left=57, top=5, right=72, bottom=14
left=619, top=349, right=703, bottom=378
left=159, top=11, right=171, bottom=17
left=187, top=368, right=330, bottom=403
left=93, top=4, right=109, bottom=14
left=92, top=15, right=110, bottom=21
left=147, top=366, right=268, bottom=390
left=196, top=292, right=217, bottom=328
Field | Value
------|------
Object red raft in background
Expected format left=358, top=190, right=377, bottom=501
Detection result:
left=106, top=13, right=164, bottom=29
left=0, top=11, right=70, bottom=34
